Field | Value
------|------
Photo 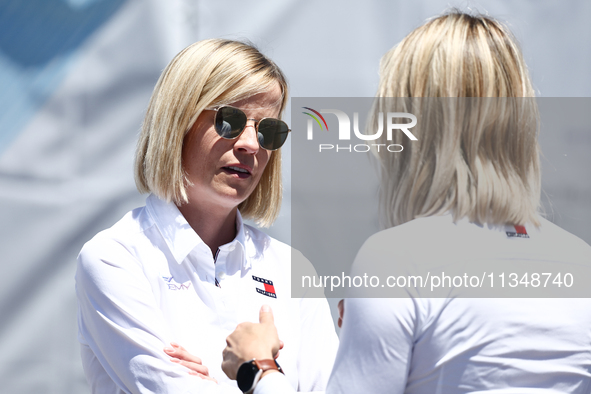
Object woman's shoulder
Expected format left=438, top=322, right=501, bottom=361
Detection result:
left=533, top=216, right=591, bottom=262
left=78, top=205, right=156, bottom=267
left=537, top=216, right=590, bottom=244
left=88, top=206, right=152, bottom=241
left=75, top=205, right=166, bottom=310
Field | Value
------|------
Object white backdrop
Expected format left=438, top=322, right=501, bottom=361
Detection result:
left=0, top=0, right=589, bottom=392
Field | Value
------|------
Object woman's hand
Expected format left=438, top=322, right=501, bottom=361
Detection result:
left=338, top=299, right=345, bottom=328
left=222, top=305, right=281, bottom=380
left=164, top=342, right=217, bottom=383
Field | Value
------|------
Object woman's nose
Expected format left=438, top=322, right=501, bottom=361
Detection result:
left=234, top=120, right=260, bottom=153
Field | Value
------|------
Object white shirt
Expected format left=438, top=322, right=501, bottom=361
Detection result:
left=327, top=215, right=591, bottom=393
left=76, top=194, right=338, bottom=394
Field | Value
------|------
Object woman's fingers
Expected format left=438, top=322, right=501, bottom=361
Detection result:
left=164, top=342, right=210, bottom=376
left=170, top=357, right=210, bottom=375
left=164, top=342, right=203, bottom=364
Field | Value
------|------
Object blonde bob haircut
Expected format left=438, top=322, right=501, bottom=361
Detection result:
left=372, top=11, right=541, bottom=228
left=135, top=39, right=288, bottom=227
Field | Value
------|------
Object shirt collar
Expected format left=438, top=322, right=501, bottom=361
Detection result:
left=146, top=194, right=247, bottom=266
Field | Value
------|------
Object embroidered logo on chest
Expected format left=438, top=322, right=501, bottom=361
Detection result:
left=161, top=276, right=192, bottom=291
left=252, top=276, right=276, bottom=298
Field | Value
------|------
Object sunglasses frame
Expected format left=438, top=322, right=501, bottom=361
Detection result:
left=204, top=105, right=291, bottom=151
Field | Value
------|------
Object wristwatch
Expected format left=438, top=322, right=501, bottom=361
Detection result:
left=236, top=359, right=283, bottom=393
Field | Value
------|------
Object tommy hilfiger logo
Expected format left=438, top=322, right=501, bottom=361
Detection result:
left=161, top=276, right=192, bottom=290
left=506, top=225, right=529, bottom=239
left=252, top=276, right=276, bottom=298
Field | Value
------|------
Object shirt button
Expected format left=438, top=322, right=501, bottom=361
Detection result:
left=218, top=271, right=226, bottom=280
left=228, top=245, right=236, bottom=252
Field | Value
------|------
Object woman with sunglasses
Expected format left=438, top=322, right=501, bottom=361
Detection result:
left=199, top=11, right=591, bottom=394
left=75, top=39, right=338, bottom=393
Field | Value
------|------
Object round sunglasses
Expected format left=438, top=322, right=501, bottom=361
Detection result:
left=205, top=105, right=291, bottom=151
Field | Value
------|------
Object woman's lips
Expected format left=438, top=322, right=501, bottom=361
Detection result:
left=222, top=166, right=252, bottom=178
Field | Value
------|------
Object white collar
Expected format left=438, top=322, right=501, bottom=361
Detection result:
left=146, top=194, right=247, bottom=265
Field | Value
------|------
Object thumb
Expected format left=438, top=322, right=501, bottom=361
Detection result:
left=259, top=304, right=274, bottom=325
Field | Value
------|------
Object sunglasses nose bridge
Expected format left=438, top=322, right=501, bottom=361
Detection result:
left=234, top=119, right=260, bottom=153
left=244, top=118, right=258, bottom=129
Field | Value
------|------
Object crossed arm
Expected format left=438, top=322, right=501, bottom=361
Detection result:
left=169, top=303, right=347, bottom=393
left=167, top=305, right=294, bottom=394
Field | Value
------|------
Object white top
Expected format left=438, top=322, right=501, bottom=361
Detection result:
left=76, top=194, right=338, bottom=394
left=327, top=215, right=591, bottom=393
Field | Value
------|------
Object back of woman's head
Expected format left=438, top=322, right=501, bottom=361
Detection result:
left=375, top=11, right=541, bottom=228
left=378, top=11, right=535, bottom=98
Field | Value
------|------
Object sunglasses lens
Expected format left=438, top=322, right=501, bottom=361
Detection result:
left=215, top=107, right=247, bottom=138
left=258, top=118, right=290, bottom=150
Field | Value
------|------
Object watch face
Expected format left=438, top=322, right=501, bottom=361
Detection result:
left=237, top=361, right=258, bottom=392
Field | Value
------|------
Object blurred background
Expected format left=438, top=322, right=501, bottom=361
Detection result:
left=0, top=0, right=589, bottom=392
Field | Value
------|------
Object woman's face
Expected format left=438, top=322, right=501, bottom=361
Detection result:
left=181, top=83, right=282, bottom=212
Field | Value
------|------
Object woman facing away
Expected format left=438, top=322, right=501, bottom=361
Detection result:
left=327, top=11, right=591, bottom=394
left=75, top=39, right=338, bottom=394
left=188, top=11, right=591, bottom=394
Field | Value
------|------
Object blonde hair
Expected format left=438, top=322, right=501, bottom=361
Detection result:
left=135, top=39, right=288, bottom=227
left=373, top=11, right=541, bottom=228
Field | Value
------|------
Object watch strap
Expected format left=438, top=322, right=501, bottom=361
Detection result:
left=253, top=359, right=284, bottom=374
